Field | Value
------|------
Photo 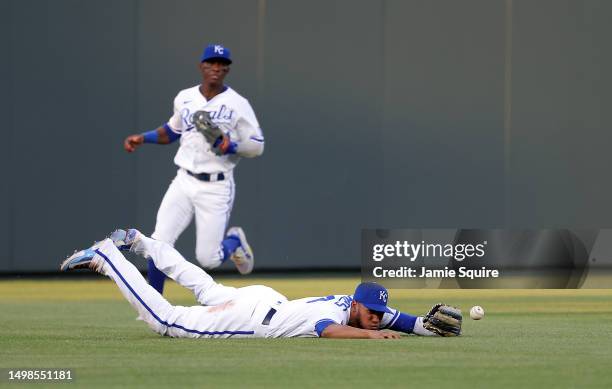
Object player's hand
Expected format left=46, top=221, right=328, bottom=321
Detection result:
left=124, top=134, right=144, bottom=152
left=213, top=135, right=232, bottom=155
left=368, top=330, right=401, bottom=339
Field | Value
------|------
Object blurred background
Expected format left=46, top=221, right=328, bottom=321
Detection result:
left=1, top=0, right=610, bottom=272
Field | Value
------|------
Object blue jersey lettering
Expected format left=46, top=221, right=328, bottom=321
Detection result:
left=334, top=296, right=353, bottom=311
left=306, top=295, right=335, bottom=303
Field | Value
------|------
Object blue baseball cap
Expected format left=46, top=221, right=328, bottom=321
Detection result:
left=201, top=44, right=232, bottom=64
left=353, top=282, right=392, bottom=313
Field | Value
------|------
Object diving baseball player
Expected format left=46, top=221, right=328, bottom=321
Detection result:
left=60, top=229, right=463, bottom=339
left=123, top=44, right=264, bottom=293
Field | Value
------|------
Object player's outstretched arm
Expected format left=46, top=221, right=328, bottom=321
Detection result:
left=320, top=324, right=400, bottom=339
left=382, top=308, right=437, bottom=336
left=123, top=125, right=178, bottom=152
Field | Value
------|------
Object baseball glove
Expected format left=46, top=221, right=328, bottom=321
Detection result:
left=191, top=110, right=229, bottom=155
left=422, top=303, right=462, bottom=337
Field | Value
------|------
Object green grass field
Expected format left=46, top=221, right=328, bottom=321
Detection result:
left=1, top=277, right=611, bottom=388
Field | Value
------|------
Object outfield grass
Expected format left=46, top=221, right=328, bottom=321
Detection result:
left=1, top=277, right=611, bottom=388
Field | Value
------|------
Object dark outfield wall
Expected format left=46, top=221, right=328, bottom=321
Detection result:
left=1, top=0, right=610, bottom=271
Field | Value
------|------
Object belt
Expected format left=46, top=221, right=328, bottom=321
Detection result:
left=186, top=170, right=225, bottom=182
left=261, top=308, right=277, bottom=326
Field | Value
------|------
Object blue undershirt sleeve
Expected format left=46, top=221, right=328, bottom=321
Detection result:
left=163, top=123, right=181, bottom=143
left=315, top=319, right=337, bottom=337
left=142, top=129, right=158, bottom=144
left=388, top=312, right=418, bottom=334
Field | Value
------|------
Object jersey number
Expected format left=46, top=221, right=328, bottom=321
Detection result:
left=306, top=295, right=353, bottom=311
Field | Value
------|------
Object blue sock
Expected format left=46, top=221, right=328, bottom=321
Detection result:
left=221, top=236, right=241, bottom=262
left=147, top=258, right=166, bottom=294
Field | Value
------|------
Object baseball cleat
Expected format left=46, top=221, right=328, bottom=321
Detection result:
left=226, top=226, right=254, bottom=275
left=60, top=242, right=104, bottom=272
left=109, top=228, right=142, bottom=251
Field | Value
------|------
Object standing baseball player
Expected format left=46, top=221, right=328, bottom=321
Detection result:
left=123, top=44, right=264, bottom=293
left=60, top=229, right=463, bottom=339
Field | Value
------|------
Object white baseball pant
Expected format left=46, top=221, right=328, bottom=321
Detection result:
left=151, top=168, right=235, bottom=268
left=92, top=238, right=286, bottom=338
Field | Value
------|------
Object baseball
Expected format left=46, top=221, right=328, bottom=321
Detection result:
left=470, top=305, right=485, bottom=320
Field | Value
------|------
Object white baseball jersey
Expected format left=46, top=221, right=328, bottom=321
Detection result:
left=167, top=85, right=264, bottom=174
left=264, top=295, right=399, bottom=338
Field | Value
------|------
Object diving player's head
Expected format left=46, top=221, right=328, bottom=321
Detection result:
left=348, top=282, right=392, bottom=330
left=199, top=44, right=232, bottom=88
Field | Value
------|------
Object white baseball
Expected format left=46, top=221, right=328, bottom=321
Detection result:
left=470, top=305, right=485, bottom=320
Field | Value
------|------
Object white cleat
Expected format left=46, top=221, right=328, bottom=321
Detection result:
left=226, top=226, right=254, bottom=275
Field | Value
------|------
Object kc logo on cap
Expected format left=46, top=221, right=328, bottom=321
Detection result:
left=201, top=44, right=232, bottom=64
left=379, top=291, right=388, bottom=302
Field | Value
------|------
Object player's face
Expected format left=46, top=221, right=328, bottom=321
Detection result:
left=352, top=302, right=384, bottom=330
left=200, top=60, right=230, bottom=86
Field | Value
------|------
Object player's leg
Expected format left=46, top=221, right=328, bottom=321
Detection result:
left=113, top=229, right=241, bottom=306
left=193, top=176, right=254, bottom=274
left=61, top=239, right=175, bottom=335
left=61, top=239, right=258, bottom=339
left=163, top=298, right=261, bottom=339
left=192, top=178, right=234, bottom=269
left=149, top=170, right=195, bottom=293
